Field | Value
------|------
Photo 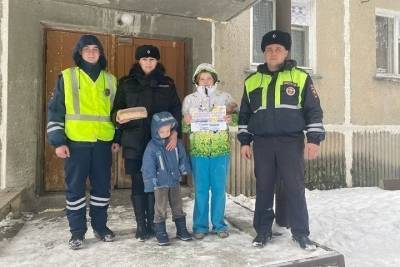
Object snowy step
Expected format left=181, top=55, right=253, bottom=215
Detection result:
left=225, top=197, right=345, bottom=267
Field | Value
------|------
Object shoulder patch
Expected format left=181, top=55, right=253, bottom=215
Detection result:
left=310, top=83, right=319, bottom=99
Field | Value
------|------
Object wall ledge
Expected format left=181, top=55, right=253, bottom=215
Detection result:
left=374, top=74, right=400, bottom=83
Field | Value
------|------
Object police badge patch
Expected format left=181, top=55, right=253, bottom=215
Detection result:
left=286, top=86, right=296, bottom=96
left=104, top=88, right=111, bottom=96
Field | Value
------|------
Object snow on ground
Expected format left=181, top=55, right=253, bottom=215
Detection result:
left=231, top=187, right=400, bottom=267
left=0, top=196, right=324, bottom=267
left=0, top=187, right=399, bottom=267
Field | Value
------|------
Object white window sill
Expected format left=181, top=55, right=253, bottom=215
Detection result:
left=375, top=73, right=400, bottom=83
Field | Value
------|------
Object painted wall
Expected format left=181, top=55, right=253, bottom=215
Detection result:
left=2, top=0, right=212, bottom=190
left=215, top=1, right=345, bottom=125
left=215, top=0, right=400, bottom=189
left=350, top=0, right=400, bottom=125
left=215, top=11, right=250, bottom=103
left=315, top=0, right=345, bottom=124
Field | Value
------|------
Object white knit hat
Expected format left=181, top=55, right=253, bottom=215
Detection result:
left=192, top=63, right=219, bottom=84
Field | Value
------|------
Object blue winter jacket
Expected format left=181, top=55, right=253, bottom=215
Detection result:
left=142, top=112, right=191, bottom=192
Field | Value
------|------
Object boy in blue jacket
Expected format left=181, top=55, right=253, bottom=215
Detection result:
left=142, top=111, right=192, bottom=246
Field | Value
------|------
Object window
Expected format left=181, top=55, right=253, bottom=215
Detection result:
left=375, top=10, right=400, bottom=75
left=291, top=0, right=314, bottom=69
left=250, top=0, right=314, bottom=69
left=251, top=0, right=275, bottom=65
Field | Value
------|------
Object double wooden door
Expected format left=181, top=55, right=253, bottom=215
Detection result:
left=44, top=29, right=186, bottom=191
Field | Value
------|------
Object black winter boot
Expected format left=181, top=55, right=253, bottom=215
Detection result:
left=292, top=235, right=317, bottom=251
left=94, top=226, right=115, bottom=242
left=68, top=233, right=85, bottom=250
left=252, top=232, right=272, bottom=248
left=145, top=193, right=155, bottom=238
left=175, top=216, right=192, bottom=241
left=155, top=221, right=170, bottom=246
left=132, top=195, right=147, bottom=242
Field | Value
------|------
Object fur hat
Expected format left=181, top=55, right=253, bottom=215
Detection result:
left=135, top=45, right=160, bottom=60
left=261, top=30, right=291, bottom=52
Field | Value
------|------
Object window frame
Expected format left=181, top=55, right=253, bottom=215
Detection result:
left=249, top=0, right=316, bottom=73
left=291, top=0, right=316, bottom=72
left=291, top=24, right=309, bottom=68
left=376, top=8, right=400, bottom=76
left=250, top=0, right=276, bottom=67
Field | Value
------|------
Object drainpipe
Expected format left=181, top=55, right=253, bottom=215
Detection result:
left=343, top=0, right=352, bottom=187
left=0, top=0, right=9, bottom=189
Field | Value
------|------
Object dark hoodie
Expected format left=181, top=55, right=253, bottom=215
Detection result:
left=72, top=34, right=107, bottom=80
left=141, top=112, right=191, bottom=193
left=47, top=35, right=116, bottom=147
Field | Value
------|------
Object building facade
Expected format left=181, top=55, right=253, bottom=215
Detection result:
left=1, top=0, right=399, bottom=200
left=215, top=0, right=400, bottom=194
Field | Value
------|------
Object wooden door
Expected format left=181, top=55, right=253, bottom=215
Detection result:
left=115, top=36, right=186, bottom=188
left=44, top=30, right=115, bottom=191
left=44, top=30, right=186, bottom=191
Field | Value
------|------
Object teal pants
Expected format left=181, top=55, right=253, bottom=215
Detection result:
left=191, top=155, right=229, bottom=234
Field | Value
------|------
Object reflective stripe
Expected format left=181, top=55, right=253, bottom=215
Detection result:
left=47, top=121, right=65, bottom=127
left=66, top=202, right=86, bottom=210
left=66, top=196, right=86, bottom=206
left=306, top=123, right=323, bottom=127
left=238, top=125, right=248, bottom=129
left=65, top=114, right=111, bottom=122
left=307, top=128, right=325, bottom=132
left=47, top=126, right=64, bottom=133
left=238, top=129, right=249, bottom=134
left=90, top=195, right=110, bottom=202
left=158, top=155, right=165, bottom=170
left=253, top=107, right=267, bottom=113
left=70, top=67, right=80, bottom=115
left=105, top=72, right=115, bottom=107
left=275, top=104, right=302, bottom=110
left=90, top=201, right=109, bottom=207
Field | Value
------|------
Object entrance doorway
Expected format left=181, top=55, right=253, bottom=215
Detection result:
left=44, top=29, right=186, bottom=191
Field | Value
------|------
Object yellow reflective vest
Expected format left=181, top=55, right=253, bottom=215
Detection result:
left=62, top=67, right=117, bottom=142
left=244, top=68, right=307, bottom=109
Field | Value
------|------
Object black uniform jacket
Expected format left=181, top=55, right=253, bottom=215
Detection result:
left=111, top=63, right=182, bottom=160
left=237, top=61, right=325, bottom=146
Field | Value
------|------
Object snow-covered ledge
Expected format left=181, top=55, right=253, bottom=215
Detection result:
left=374, top=73, right=400, bottom=83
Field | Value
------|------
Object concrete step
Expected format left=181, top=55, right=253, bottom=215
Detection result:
left=225, top=198, right=346, bottom=267
left=0, top=188, right=24, bottom=220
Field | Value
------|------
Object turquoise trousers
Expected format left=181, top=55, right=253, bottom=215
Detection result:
left=191, top=155, right=229, bottom=233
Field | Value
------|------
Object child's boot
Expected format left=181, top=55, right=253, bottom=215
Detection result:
left=175, top=216, right=192, bottom=241
left=155, top=221, right=170, bottom=246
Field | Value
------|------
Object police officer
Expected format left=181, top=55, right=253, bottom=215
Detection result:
left=47, top=35, right=120, bottom=250
left=237, top=30, right=325, bottom=249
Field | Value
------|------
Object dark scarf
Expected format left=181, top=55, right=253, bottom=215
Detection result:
left=80, top=60, right=102, bottom=81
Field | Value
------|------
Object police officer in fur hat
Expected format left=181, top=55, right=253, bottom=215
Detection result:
left=111, top=44, right=182, bottom=242
left=237, top=30, right=325, bottom=249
